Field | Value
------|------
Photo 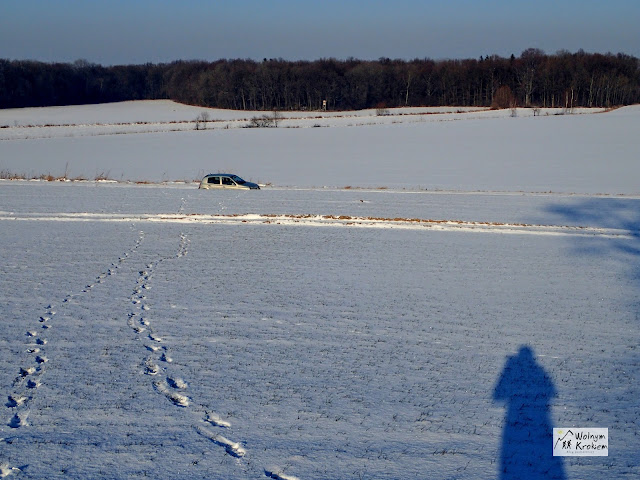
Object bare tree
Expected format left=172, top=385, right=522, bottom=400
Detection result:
left=195, top=111, right=210, bottom=130
left=491, top=85, right=515, bottom=109
left=517, top=48, right=544, bottom=107
left=272, top=110, right=283, bottom=127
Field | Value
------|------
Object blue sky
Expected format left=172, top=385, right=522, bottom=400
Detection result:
left=1, top=0, right=638, bottom=65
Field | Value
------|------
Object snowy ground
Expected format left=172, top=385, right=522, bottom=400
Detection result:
left=1, top=102, right=639, bottom=479
left=2, top=101, right=637, bottom=194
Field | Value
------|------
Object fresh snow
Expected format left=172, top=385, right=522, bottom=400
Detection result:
left=1, top=101, right=639, bottom=479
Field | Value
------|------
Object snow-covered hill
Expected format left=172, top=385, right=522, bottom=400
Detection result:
left=2, top=101, right=637, bottom=195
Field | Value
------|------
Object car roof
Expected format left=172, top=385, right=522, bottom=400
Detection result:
left=204, top=173, right=235, bottom=177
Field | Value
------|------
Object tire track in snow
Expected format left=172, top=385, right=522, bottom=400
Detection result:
left=1, top=228, right=145, bottom=476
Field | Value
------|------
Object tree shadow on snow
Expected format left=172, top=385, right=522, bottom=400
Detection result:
left=493, top=345, right=566, bottom=480
left=538, top=197, right=640, bottom=473
left=491, top=199, right=639, bottom=479
left=545, top=197, right=640, bottom=273
left=545, top=197, right=640, bottom=337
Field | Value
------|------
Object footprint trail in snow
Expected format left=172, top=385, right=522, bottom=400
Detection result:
left=124, top=231, right=265, bottom=471
left=1, top=229, right=146, bottom=475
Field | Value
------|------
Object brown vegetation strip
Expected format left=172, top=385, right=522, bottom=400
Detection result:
left=218, top=213, right=566, bottom=229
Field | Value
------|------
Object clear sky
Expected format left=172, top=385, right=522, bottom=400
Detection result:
left=1, top=0, right=638, bottom=65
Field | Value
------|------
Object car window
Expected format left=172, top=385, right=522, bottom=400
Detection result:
left=207, top=176, right=220, bottom=184
left=231, top=175, right=246, bottom=184
left=222, top=177, right=234, bottom=185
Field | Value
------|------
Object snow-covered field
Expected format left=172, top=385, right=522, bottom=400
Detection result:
left=1, top=102, right=639, bottom=479
left=2, top=100, right=637, bottom=194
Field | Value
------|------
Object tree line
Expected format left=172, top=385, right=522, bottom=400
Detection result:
left=1, top=49, right=638, bottom=111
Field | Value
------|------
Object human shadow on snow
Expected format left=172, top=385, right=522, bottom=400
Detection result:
left=493, top=345, right=566, bottom=480
left=539, top=197, right=640, bottom=471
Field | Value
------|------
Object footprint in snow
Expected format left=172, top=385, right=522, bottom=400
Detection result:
left=5, top=395, right=28, bottom=408
left=8, top=412, right=28, bottom=428
left=264, top=467, right=301, bottom=480
left=195, top=425, right=245, bottom=457
left=144, top=360, right=159, bottom=376
left=204, top=411, right=231, bottom=428
left=0, top=462, right=23, bottom=477
left=127, top=317, right=145, bottom=334
left=166, top=377, right=188, bottom=390
left=153, top=380, right=189, bottom=407
left=19, top=367, right=36, bottom=377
